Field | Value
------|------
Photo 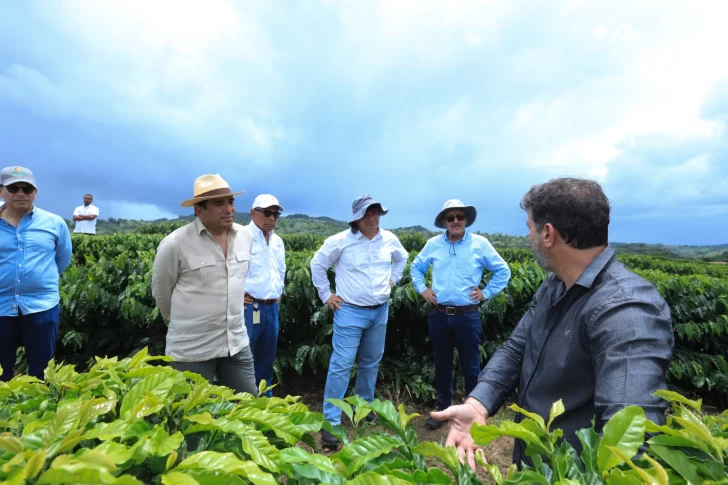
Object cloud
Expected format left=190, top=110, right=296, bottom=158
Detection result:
left=0, top=0, right=727, bottom=244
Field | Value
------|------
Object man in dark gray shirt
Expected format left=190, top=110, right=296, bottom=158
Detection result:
left=432, top=177, right=674, bottom=469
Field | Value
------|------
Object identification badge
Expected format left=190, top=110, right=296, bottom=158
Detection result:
left=253, top=311, right=261, bottom=325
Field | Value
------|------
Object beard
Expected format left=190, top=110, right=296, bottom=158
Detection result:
left=531, top=238, right=553, bottom=272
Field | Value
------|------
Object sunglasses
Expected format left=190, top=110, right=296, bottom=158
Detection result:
left=4, top=185, right=35, bottom=195
left=446, top=214, right=466, bottom=223
left=255, top=208, right=281, bottom=219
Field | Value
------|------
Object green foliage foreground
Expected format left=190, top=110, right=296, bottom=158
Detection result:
left=1, top=349, right=727, bottom=484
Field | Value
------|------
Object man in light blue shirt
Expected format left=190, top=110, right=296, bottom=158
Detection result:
left=0, top=166, right=72, bottom=381
left=244, top=194, right=286, bottom=397
left=410, top=199, right=510, bottom=429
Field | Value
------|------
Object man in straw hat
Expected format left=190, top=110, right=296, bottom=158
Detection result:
left=410, top=199, right=511, bottom=430
left=152, top=174, right=256, bottom=394
left=431, top=178, right=672, bottom=470
left=310, top=195, right=409, bottom=449
left=0, top=166, right=72, bottom=381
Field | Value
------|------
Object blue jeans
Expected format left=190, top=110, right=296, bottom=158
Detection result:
left=428, top=308, right=483, bottom=410
left=244, top=301, right=279, bottom=397
left=323, top=302, right=389, bottom=425
left=0, top=304, right=60, bottom=381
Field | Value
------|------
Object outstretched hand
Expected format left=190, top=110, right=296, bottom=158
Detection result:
left=431, top=399, right=489, bottom=471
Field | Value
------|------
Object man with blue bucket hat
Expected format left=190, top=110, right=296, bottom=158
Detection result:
left=311, top=195, right=409, bottom=449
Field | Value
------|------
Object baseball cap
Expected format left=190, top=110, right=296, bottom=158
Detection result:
left=252, top=194, right=284, bottom=211
left=0, top=166, right=37, bottom=189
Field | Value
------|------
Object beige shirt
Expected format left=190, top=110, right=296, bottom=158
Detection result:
left=151, top=218, right=253, bottom=362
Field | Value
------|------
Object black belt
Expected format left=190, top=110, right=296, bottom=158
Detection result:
left=246, top=295, right=278, bottom=305
left=436, top=304, right=479, bottom=315
left=348, top=302, right=386, bottom=309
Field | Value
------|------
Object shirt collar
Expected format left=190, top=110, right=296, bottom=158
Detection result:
left=441, top=230, right=470, bottom=244
left=573, top=245, right=615, bottom=289
left=248, top=222, right=272, bottom=241
left=351, top=228, right=381, bottom=240
left=194, top=217, right=237, bottom=236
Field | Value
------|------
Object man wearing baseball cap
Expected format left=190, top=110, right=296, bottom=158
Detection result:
left=243, top=194, right=286, bottom=397
left=0, top=166, right=72, bottom=381
left=310, top=195, right=409, bottom=449
left=152, top=174, right=257, bottom=395
left=410, top=199, right=511, bottom=430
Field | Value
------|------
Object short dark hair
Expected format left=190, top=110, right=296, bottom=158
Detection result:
left=84, top=193, right=93, bottom=197
left=520, top=177, right=610, bottom=249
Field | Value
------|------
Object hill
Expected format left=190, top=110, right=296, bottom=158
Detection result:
left=65, top=213, right=728, bottom=261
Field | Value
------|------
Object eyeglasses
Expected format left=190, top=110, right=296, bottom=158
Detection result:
left=4, top=185, right=35, bottom=195
left=255, top=208, right=281, bottom=219
left=446, top=214, right=466, bottom=223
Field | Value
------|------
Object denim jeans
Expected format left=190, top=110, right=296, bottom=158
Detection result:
left=244, top=301, right=279, bottom=397
left=0, top=304, right=60, bottom=381
left=323, top=302, right=389, bottom=425
left=428, top=308, right=483, bottom=410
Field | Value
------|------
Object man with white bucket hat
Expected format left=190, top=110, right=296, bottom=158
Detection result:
left=152, top=174, right=256, bottom=395
left=311, top=195, right=409, bottom=449
left=243, top=194, right=286, bottom=397
left=410, top=199, right=511, bottom=430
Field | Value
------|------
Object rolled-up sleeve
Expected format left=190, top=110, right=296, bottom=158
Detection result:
left=310, top=237, right=340, bottom=304
left=152, top=237, right=179, bottom=320
left=588, top=299, right=673, bottom=429
left=479, top=240, right=511, bottom=299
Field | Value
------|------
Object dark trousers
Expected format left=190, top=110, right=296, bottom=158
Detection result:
left=428, top=307, right=483, bottom=410
left=0, top=305, right=60, bottom=381
left=244, top=301, right=279, bottom=397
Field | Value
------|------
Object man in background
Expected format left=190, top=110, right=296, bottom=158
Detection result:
left=0, top=166, right=72, bottom=381
left=73, top=194, right=99, bottom=235
left=244, top=194, right=286, bottom=397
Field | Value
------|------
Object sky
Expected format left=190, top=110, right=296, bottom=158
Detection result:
left=1, top=1, right=727, bottom=245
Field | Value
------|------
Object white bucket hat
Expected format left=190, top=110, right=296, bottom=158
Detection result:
left=349, top=195, right=388, bottom=223
left=434, top=199, right=477, bottom=229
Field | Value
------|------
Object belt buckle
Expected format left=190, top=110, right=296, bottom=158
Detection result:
left=445, top=306, right=456, bottom=316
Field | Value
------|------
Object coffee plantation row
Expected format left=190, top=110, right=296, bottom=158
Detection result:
left=2, top=349, right=727, bottom=484
left=49, top=233, right=728, bottom=409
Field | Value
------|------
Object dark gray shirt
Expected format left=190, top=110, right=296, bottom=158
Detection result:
left=470, top=246, right=674, bottom=466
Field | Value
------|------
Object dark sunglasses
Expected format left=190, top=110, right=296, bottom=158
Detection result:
left=446, top=214, right=466, bottom=223
left=255, top=208, right=281, bottom=219
left=5, top=185, right=35, bottom=194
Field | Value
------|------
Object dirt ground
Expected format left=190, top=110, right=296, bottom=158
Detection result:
left=292, top=388, right=515, bottom=482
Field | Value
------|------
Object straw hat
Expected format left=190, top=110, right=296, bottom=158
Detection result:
left=181, top=174, right=245, bottom=207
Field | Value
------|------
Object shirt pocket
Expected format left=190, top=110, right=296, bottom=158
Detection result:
left=232, top=251, right=251, bottom=279
left=25, top=230, right=56, bottom=255
left=342, top=248, right=364, bottom=267
left=187, top=256, right=217, bottom=282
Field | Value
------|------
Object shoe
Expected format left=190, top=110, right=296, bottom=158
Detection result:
left=321, top=429, right=340, bottom=450
left=425, top=416, right=444, bottom=430
left=365, top=411, right=377, bottom=423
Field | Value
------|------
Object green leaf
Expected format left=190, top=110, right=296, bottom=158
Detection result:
left=648, top=444, right=703, bottom=484
left=547, top=399, right=565, bottom=430
left=83, top=420, right=129, bottom=441
left=606, top=447, right=662, bottom=485
left=597, top=406, right=646, bottom=472
left=576, top=427, right=600, bottom=473
left=471, top=421, right=551, bottom=456
left=289, top=463, right=346, bottom=485
left=24, top=449, right=47, bottom=480
left=345, top=471, right=413, bottom=485
left=279, top=447, right=339, bottom=474
left=41, top=400, right=83, bottom=448
left=119, top=372, right=175, bottom=419
left=175, top=451, right=277, bottom=485
left=78, top=398, right=117, bottom=428
left=327, top=398, right=354, bottom=424
left=175, top=469, right=247, bottom=484
left=412, top=442, right=459, bottom=475
left=36, top=466, right=144, bottom=484
left=0, top=432, right=24, bottom=454
left=142, top=427, right=184, bottom=457
left=397, top=404, right=419, bottom=432
left=653, top=390, right=702, bottom=412
left=333, top=434, right=403, bottom=476
left=411, top=468, right=451, bottom=484
left=509, top=403, right=546, bottom=430
left=161, top=471, right=201, bottom=485
left=233, top=406, right=303, bottom=445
